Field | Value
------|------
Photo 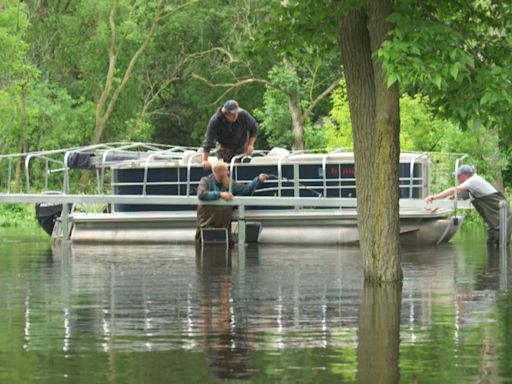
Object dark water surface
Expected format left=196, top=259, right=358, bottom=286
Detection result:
left=0, top=228, right=511, bottom=383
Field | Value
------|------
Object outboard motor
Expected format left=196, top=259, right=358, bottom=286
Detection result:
left=35, top=193, right=71, bottom=236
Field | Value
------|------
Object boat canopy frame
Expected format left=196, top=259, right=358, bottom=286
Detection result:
left=0, top=142, right=471, bottom=211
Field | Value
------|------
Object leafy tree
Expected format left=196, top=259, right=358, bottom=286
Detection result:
left=0, top=1, right=39, bottom=191
left=378, top=0, right=512, bottom=185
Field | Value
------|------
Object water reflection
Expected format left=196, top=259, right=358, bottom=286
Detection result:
left=356, top=282, right=401, bottom=384
left=196, top=245, right=256, bottom=380
left=1, top=233, right=511, bottom=382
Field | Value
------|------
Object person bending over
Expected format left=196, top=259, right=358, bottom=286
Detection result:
left=426, top=165, right=512, bottom=247
left=201, top=100, right=259, bottom=169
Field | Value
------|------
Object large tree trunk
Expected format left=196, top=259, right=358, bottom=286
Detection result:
left=339, top=1, right=402, bottom=283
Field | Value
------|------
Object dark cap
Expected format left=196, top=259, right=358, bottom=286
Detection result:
left=455, top=164, right=474, bottom=177
left=222, top=99, right=241, bottom=114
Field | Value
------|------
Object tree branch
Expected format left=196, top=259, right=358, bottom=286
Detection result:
left=191, top=72, right=272, bottom=88
left=96, top=0, right=119, bottom=121
left=303, top=78, right=340, bottom=117
left=158, top=0, right=201, bottom=22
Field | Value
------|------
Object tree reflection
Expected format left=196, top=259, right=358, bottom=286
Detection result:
left=356, top=282, right=402, bottom=384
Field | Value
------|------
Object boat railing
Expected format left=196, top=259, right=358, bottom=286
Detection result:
left=0, top=142, right=179, bottom=195
left=142, top=146, right=188, bottom=195
left=408, top=153, right=429, bottom=200
left=228, top=153, right=247, bottom=193
left=0, top=143, right=463, bottom=208
left=100, top=143, right=169, bottom=193
left=20, top=143, right=129, bottom=193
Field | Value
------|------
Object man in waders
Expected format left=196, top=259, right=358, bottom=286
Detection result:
left=426, top=165, right=512, bottom=247
left=196, top=160, right=268, bottom=244
left=201, top=100, right=259, bottom=170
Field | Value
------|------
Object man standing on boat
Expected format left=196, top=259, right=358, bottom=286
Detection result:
left=426, top=165, right=512, bottom=247
left=196, top=160, right=268, bottom=243
left=202, top=100, right=259, bottom=169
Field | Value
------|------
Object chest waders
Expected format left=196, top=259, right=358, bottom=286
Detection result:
left=195, top=205, right=234, bottom=244
left=471, top=191, right=512, bottom=247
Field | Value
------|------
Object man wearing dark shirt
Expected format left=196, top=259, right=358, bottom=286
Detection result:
left=201, top=100, right=259, bottom=169
left=196, top=160, right=267, bottom=242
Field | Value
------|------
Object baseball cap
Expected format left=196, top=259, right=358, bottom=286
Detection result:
left=222, top=100, right=241, bottom=114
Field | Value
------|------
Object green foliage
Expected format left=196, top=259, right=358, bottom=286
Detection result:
left=379, top=0, right=512, bottom=162
left=457, top=209, right=485, bottom=232
left=0, top=204, right=37, bottom=227
left=322, top=81, right=353, bottom=149
left=27, top=83, right=96, bottom=149
left=253, top=86, right=293, bottom=149
left=0, top=1, right=31, bottom=78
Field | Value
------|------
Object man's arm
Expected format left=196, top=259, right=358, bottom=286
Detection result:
left=202, top=116, right=217, bottom=169
left=426, top=184, right=468, bottom=203
left=245, top=112, right=258, bottom=155
left=232, top=174, right=268, bottom=196
left=202, top=151, right=211, bottom=170
left=246, top=136, right=256, bottom=156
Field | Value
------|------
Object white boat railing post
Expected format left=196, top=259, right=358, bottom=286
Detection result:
left=44, top=159, right=49, bottom=191
left=293, top=163, right=299, bottom=210
left=63, top=152, right=72, bottom=193
left=453, top=154, right=469, bottom=212
left=408, top=153, right=426, bottom=199
left=322, top=154, right=328, bottom=199
left=499, top=200, right=509, bottom=290
left=238, top=204, right=246, bottom=246
left=499, top=200, right=508, bottom=249
left=25, top=154, right=33, bottom=192
left=186, top=150, right=202, bottom=196
left=229, top=154, right=245, bottom=193
left=61, top=204, right=69, bottom=241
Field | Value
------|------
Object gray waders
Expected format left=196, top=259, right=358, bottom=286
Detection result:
left=471, top=192, right=512, bottom=247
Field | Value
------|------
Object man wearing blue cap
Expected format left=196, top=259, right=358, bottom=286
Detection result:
left=426, top=165, right=512, bottom=247
left=201, top=100, right=259, bottom=169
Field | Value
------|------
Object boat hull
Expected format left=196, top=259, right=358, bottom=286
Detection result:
left=64, top=210, right=463, bottom=246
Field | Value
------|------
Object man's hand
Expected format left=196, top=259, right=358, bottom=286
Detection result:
left=425, top=195, right=436, bottom=204
left=258, top=173, right=268, bottom=182
left=246, top=144, right=254, bottom=156
left=220, top=191, right=233, bottom=201
left=202, top=160, right=212, bottom=170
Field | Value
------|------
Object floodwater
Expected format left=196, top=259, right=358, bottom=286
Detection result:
left=0, top=228, right=511, bottom=383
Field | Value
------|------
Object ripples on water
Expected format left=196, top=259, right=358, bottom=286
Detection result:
left=0, top=229, right=511, bottom=383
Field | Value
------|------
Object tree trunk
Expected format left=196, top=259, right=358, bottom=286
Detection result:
left=339, top=0, right=402, bottom=283
left=367, top=0, right=402, bottom=281
left=288, top=94, right=305, bottom=150
left=356, top=282, right=402, bottom=383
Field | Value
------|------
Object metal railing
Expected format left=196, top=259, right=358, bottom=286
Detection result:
left=0, top=143, right=464, bottom=206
